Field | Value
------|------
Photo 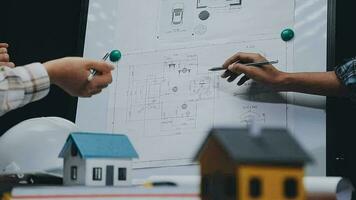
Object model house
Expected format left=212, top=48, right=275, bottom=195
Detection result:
left=59, top=132, right=138, bottom=186
left=195, top=128, right=312, bottom=200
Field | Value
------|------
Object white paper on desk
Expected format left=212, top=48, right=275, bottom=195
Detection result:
left=304, top=177, right=354, bottom=200
left=145, top=176, right=354, bottom=200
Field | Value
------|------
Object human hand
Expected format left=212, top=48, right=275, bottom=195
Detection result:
left=0, top=43, right=15, bottom=67
left=221, top=52, right=287, bottom=87
left=44, top=57, right=114, bottom=97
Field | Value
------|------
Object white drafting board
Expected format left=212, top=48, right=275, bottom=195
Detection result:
left=77, top=0, right=327, bottom=175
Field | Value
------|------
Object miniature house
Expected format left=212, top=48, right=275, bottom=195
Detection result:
left=59, top=132, right=138, bottom=186
left=195, top=128, right=312, bottom=200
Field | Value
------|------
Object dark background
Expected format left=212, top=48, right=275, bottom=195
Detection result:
left=1, top=0, right=356, bottom=197
left=0, top=0, right=88, bottom=134
left=327, top=1, right=356, bottom=198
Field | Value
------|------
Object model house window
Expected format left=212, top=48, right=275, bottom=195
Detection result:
left=201, top=175, right=211, bottom=196
left=92, top=167, right=102, bottom=181
left=70, top=166, right=77, bottom=180
left=71, top=145, right=78, bottom=156
left=201, top=176, right=208, bottom=196
left=284, top=177, right=298, bottom=198
left=118, top=168, right=127, bottom=181
left=249, top=177, right=262, bottom=198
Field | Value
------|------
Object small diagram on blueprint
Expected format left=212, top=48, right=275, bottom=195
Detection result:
left=157, top=0, right=245, bottom=41
left=158, top=0, right=195, bottom=40
left=240, top=105, right=266, bottom=125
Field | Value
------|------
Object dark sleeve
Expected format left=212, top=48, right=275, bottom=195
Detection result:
left=334, top=58, right=356, bottom=100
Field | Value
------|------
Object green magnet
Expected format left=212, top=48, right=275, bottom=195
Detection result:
left=281, top=28, right=295, bottom=42
left=109, top=50, right=122, bottom=62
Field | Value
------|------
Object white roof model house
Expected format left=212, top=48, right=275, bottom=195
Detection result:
left=59, top=132, right=138, bottom=186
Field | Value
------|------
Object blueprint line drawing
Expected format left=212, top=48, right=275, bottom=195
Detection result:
left=109, top=38, right=289, bottom=140
left=107, top=33, right=293, bottom=167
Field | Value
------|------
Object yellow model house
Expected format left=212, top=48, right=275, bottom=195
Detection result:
left=195, top=128, right=312, bottom=200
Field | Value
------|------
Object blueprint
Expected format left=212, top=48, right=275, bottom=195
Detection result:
left=104, top=0, right=295, bottom=167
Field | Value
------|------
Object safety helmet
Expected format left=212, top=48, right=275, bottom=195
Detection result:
left=0, top=117, right=78, bottom=176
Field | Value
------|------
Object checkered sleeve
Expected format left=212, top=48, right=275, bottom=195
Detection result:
left=0, top=63, right=50, bottom=116
left=335, top=58, right=356, bottom=101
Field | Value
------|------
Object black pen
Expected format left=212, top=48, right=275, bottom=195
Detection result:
left=209, top=60, right=279, bottom=71
left=143, top=181, right=177, bottom=187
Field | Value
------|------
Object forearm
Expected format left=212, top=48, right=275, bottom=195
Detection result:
left=279, top=71, right=348, bottom=97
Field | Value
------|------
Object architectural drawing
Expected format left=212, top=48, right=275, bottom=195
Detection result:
left=107, top=36, right=291, bottom=166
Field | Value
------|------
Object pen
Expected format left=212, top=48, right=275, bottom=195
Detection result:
left=87, top=50, right=122, bottom=81
left=208, top=60, right=279, bottom=71
left=143, top=181, right=177, bottom=188
left=87, top=52, right=110, bottom=81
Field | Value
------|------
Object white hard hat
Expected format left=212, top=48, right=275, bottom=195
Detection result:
left=0, top=117, right=78, bottom=176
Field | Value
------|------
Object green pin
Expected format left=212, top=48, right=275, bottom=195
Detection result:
left=281, top=28, right=295, bottom=42
left=109, top=50, right=122, bottom=62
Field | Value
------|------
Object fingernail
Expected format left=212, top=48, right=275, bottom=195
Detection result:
left=109, top=64, right=115, bottom=70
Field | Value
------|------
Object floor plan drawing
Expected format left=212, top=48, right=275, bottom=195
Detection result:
left=107, top=36, right=292, bottom=167
left=118, top=53, right=211, bottom=136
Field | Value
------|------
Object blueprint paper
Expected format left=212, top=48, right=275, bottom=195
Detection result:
left=106, top=0, right=294, bottom=168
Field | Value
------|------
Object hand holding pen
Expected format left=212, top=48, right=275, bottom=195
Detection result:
left=87, top=50, right=122, bottom=81
left=211, top=52, right=283, bottom=86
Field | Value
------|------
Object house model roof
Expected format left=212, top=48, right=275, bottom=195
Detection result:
left=194, top=128, right=312, bottom=165
left=59, top=132, right=139, bottom=159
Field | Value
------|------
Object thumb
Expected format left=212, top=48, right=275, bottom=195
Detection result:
left=0, top=62, right=15, bottom=68
left=228, top=63, right=252, bottom=75
left=89, top=60, right=114, bottom=73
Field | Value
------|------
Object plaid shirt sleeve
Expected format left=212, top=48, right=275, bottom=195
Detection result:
left=335, top=58, right=356, bottom=101
left=0, top=63, right=50, bottom=116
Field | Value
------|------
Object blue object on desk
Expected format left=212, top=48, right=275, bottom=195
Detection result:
left=59, top=132, right=138, bottom=159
